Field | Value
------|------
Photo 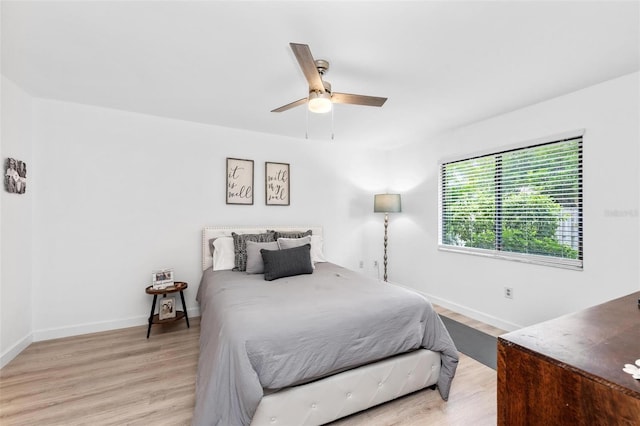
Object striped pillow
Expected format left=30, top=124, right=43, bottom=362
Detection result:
left=231, top=232, right=276, bottom=272
left=270, top=229, right=312, bottom=240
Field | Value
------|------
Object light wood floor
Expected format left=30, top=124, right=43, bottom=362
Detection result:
left=0, top=308, right=504, bottom=426
left=432, top=305, right=506, bottom=338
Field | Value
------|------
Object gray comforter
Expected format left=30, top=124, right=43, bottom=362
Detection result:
left=193, top=263, right=458, bottom=426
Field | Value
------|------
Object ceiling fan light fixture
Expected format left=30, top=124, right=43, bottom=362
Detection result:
left=308, top=91, right=332, bottom=114
left=271, top=43, right=387, bottom=114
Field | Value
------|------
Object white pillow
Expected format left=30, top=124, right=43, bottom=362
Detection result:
left=277, top=235, right=327, bottom=266
left=212, top=237, right=236, bottom=271
left=310, top=235, right=327, bottom=264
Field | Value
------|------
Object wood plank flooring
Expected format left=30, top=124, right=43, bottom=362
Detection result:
left=433, top=305, right=506, bottom=338
left=0, top=308, right=503, bottom=426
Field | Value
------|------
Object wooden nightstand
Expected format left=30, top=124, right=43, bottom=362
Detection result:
left=145, top=281, right=190, bottom=338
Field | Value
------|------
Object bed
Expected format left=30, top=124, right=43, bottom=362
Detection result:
left=193, top=226, right=458, bottom=426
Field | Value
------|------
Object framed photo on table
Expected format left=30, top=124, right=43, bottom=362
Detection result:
left=226, top=158, right=254, bottom=205
left=265, top=162, right=290, bottom=206
left=4, top=157, right=27, bottom=194
left=152, top=269, right=174, bottom=289
left=159, top=297, right=176, bottom=320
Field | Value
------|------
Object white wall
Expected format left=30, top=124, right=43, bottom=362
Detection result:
left=1, top=76, right=34, bottom=367
left=4, top=70, right=637, bottom=363
left=379, top=72, right=639, bottom=330
left=30, top=99, right=373, bottom=340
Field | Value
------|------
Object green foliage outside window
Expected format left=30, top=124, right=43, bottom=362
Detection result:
left=441, top=139, right=581, bottom=261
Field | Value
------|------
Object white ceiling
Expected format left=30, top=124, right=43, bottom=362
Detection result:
left=2, top=1, right=639, bottom=148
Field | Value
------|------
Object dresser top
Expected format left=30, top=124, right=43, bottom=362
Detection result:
left=499, top=291, right=640, bottom=397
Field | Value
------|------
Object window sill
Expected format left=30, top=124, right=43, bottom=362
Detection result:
left=438, top=245, right=583, bottom=271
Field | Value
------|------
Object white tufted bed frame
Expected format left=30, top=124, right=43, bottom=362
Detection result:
left=201, top=226, right=441, bottom=425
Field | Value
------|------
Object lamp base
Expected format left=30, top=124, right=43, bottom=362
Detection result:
left=383, top=213, right=389, bottom=282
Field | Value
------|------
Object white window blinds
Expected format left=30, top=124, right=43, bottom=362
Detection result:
left=440, top=137, right=583, bottom=269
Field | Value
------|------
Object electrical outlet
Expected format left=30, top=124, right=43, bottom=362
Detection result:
left=504, top=287, right=514, bottom=299
left=359, top=260, right=364, bottom=268
left=373, top=260, right=379, bottom=267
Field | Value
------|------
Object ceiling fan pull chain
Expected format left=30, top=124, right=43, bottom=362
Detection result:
left=305, top=106, right=309, bottom=139
left=331, top=107, right=335, bottom=141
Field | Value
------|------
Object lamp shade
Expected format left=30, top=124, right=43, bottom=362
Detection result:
left=374, top=194, right=402, bottom=213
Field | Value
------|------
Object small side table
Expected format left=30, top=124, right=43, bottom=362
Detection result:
left=145, top=281, right=190, bottom=338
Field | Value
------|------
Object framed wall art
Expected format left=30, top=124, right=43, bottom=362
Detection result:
left=226, top=158, right=254, bottom=205
left=4, top=157, right=27, bottom=194
left=265, top=162, right=290, bottom=206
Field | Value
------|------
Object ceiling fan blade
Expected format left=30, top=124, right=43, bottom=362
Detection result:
left=290, top=43, right=325, bottom=93
left=271, top=97, right=307, bottom=113
left=332, top=92, right=387, bottom=107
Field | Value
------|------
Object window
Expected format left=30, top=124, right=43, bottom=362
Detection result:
left=439, top=136, right=583, bottom=269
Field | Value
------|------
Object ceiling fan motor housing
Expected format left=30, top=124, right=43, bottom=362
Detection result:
left=309, top=81, right=331, bottom=97
left=314, top=59, right=330, bottom=75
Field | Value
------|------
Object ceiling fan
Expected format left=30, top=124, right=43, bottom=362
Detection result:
left=271, top=43, right=387, bottom=114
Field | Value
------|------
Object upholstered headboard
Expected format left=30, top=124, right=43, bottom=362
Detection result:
left=202, top=226, right=323, bottom=271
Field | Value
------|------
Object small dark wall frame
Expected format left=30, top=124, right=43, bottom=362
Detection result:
left=226, top=158, right=254, bottom=205
left=265, top=162, right=290, bottom=206
left=4, top=157, right=27, bottom=194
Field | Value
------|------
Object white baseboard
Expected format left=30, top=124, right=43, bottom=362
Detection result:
left=2, top=306, right=200, bottom=367
left=423, top=293, right=522, bottom=332
left=33, top=307, right=200, bottom=342
left=1, top=333, right=33, bottom=369
left=388, top=281, right=522, bottom=332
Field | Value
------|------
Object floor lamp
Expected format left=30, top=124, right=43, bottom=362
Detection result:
left=374, top=194, right=402, bottom=282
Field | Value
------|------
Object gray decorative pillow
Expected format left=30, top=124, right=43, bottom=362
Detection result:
left=232, top=232, right=276, bottom=272
left=245, top=241, right=279, bottom=274
left=270, top=229, right=312, bottom=240
left=261, top=244, right=313, bottom=281
left=277, top=235, right=311, bottom=250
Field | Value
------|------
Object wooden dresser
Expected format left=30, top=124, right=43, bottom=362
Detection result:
left=498, top=291, right=640, bottom=425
